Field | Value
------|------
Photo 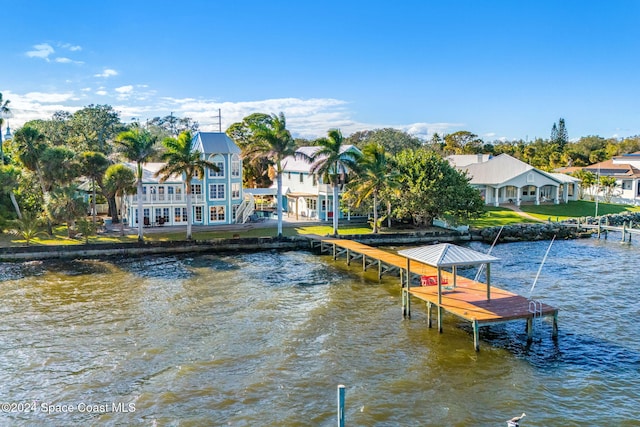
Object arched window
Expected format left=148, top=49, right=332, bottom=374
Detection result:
left=231, top=154, right=241, bottom=177
left=208, top=154, right=225, bottom=178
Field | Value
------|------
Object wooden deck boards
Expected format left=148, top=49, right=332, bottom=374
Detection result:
left=315, top=237, right=558, bottom=350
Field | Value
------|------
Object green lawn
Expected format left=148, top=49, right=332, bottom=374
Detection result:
left=467, top=206, right=539, bottom=227
left=2, top=200, right=638, bottom=247
left=520, top=200, right=640, bottom=221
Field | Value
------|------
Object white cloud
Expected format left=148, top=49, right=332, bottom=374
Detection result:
left=23, top=91, right=75, bottom=103
left=115, top=85, right=133, bottom=94
left=60, top=43, right=82, bottom=51
left=26, top=43, right=54, bottom=60
left=55, top=57, right=84, bottom=65
left=3, top=87, right=466, bottom=141
left=94, top=68, right=118, bottom=78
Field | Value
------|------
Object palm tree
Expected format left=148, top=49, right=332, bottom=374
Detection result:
left=114, top=127, right=158, bottom=241
left=348, top=143, right=400, bottom=233
left=103, top=164, right=136, bottom=235
left=78, top=151, right=110, bottom=225
left=0, top=165, right=23, bottom=219
left=11, top=211, right=44, bottom=246
left=48, top=185, right=89, bottom=237
left=0, top=92, right=10, bottom=164
left=12, top=126, right=52, bottom=234
left=246, top=112, right=297, bottom=237
left=301, top=129, right=361, bottom=236
left=154, top=131, right=218, bottom=240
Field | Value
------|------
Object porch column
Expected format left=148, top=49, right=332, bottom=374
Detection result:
left=516, top=186, right=521, bottom=206
left=555, top=185, right=560, bottom=204
left=494, top=187, right=499, bottom=207
left=535, top=187, right=540, bottom=205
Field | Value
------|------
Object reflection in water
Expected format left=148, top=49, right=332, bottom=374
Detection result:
left=0, top=240, right=639, bottom=426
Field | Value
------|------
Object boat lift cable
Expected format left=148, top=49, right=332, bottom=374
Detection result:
left=528, top=235, right=556, bottom=299
left=474, top=226, right=504, bottom=282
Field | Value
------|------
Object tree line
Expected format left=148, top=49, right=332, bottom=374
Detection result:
left=2, top=96, right=634, bottom=242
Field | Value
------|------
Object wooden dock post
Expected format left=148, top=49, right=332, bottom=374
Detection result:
left=526, top=317, right=533, bottom=342
left=426, top=302, right=432, bottom=328
left=552, top=311, right=559, bottom=339
left=472, top=320, right=479, bottom=351
left=405, top=259, right=411, bottom=318
left=337, top=384, right=345, bottom=427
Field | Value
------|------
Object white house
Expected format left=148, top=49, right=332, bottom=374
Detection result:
left=459, top=154, right=579, bottom=206
left=279, top=145, right=361, bottom=221
left=124, top=132, right=245, bottom=226
left=583, top=152, right=640, bottom=205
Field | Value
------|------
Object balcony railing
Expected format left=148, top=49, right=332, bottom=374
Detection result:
left=132, top=194, right=203, bottom=203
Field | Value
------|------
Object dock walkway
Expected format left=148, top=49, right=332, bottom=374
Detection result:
left=313, top=237, right=558, bottom=351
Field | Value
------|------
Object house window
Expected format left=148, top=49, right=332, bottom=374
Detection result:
left=306, top=198, right=317, bottom=210
left=527, top=172, right=535, bottom=183
left=231, top=155, right=240, bottom=177
left=174, top=207, right=187, bottom=222
left=191, top=184, right=202, bottom=199
left=209, top=184, right=225, bottom=200
left=321, top=199, right=327, bottom=211
left=143, top=208, right=150, bottom=224
left=210, top=206, right=225, bottom=222
left=168, top=186, right=174, bottom=201
left=232, top=183, right=240, bottom=199
left=208, top=155, right=225, bottom=178
left=163, top=208, right=170, bottom=223
left=194, top=206, right=203, bottom=222
left=312, top=175, right=317, bottom=186
left=175, top=187, right=182, bottom=201
left=622, top=180, right=632, bottom=190
left=158, top=186, right=165, bottom=201
left=288, top=172, right=291, bottom=180
left=299, top=173, right=304, bottom=183
left=232, top=204, right=239, bottom=220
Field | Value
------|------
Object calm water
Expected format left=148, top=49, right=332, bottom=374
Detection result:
left=0, top=236, right=639, bottom=426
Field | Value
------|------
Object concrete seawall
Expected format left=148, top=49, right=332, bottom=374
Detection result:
left=0, top=224, right=588, bottom=262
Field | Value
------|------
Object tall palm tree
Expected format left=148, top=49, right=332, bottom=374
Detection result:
left=246, top=112, right=297, bottom=237
left=348, top=143, right=400, bottom=233
left=114, top=127, right=157, bottom=241
left=301, top=129, right=361, bottom=236
left=155, top=131, right=218, bottom=240
left=12, top=126, right=53, bottom=234
left=0, top=93, right=10, bottom=164
left=0, top=165, right=22, bottom=219
left=103, top=164, right=136, bottom=235
left=78, top=151, right=111, bottom=225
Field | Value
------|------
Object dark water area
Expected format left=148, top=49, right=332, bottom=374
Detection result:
left=0, top=237, right=639, bottom=426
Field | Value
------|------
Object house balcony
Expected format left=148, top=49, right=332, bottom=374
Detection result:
left=132, top=194, right=204, bottom=204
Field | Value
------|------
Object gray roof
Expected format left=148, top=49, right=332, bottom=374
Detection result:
left=192, top=132, right=241, bottom=155
left=282, top=145, right=360, bottom=173
left=398, top=243, right=499, bottom=267
left=463, top=153, right=564, bottom=186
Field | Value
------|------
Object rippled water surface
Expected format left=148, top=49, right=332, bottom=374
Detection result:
left=0, top=237, right=639, bottom=426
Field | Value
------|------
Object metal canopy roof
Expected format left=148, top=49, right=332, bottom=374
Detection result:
left=398, top=243, right=499, bottom=267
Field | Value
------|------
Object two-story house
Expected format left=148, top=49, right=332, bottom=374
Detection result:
left=279, top=145, right=361, bottom=221
left=583, top=152, right=640, bottom=205
left=124, top=132, right=244, bottom=226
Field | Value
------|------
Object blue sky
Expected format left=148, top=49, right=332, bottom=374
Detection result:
left=2, top=1, right=640, bottom=141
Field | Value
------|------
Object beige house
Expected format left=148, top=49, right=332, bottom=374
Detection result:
left=453, top=154, right=579, bottom=206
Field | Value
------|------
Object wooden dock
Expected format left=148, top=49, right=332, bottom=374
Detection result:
left=313, top=237, right=558, bottom=351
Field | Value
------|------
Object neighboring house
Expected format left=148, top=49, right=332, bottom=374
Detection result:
left=446, top=154, right=492, bottom=168
left=124, top=132, right=245, bottom=226
left=279, top=145, right=361, bottom=221
left=458, top=153, right=579, bottom=206
left=582, top=153, right=640, bottom=205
